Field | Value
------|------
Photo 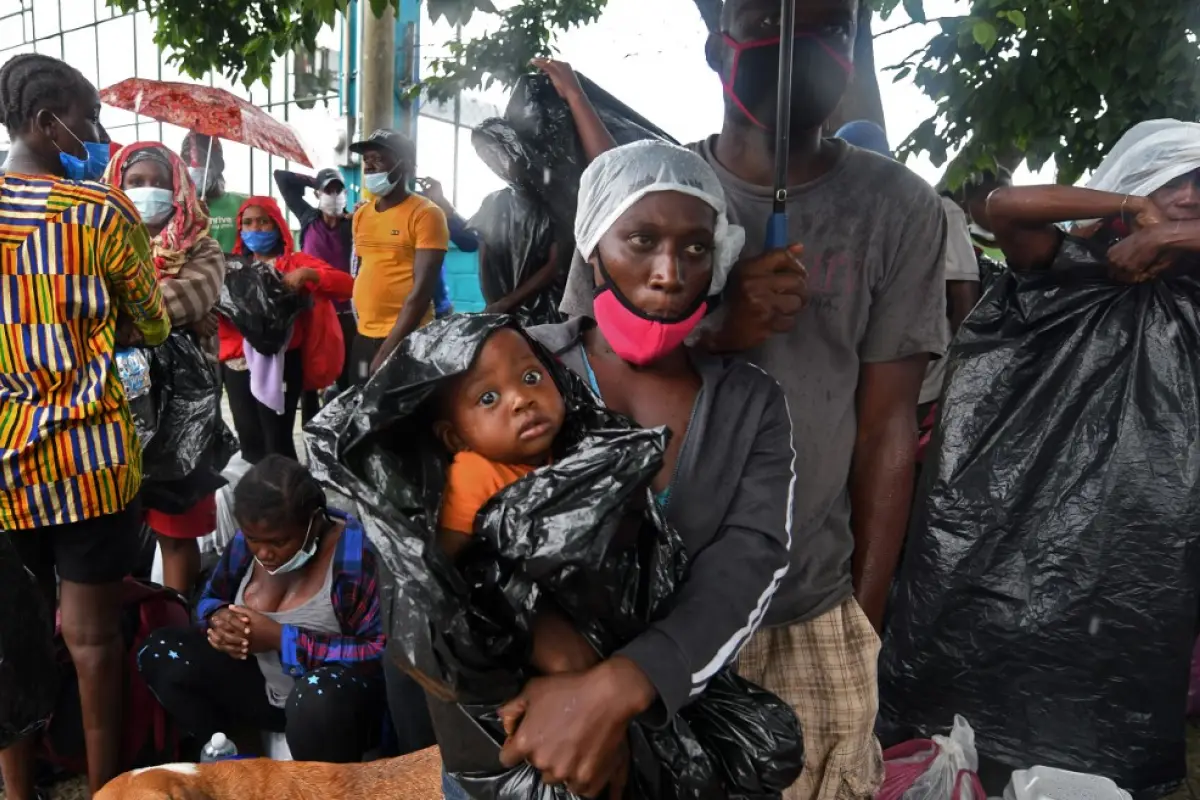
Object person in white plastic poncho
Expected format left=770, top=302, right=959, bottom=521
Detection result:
left=987, top=119, right=1200, bottom=277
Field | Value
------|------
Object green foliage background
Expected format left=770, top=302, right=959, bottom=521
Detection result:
left=109, top=0, right=1200, bottom=184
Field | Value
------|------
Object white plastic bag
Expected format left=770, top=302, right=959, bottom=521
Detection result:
left=902, top=716, right=979, bottom=800
left=262, top=730, right=293, bottom=761
left=1085, top=119, right=1200, bottom=199
left=200, top=454, right=253, bottom=560
left=1005, top=767, right=1131, bottom=800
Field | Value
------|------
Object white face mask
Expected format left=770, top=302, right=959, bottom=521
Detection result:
left=188, top=167, right=209, bottom=192
left=125, top=186, right=174, bottom=227
left=318, top=191, right=346, bottom=215
left=256, top=515, right=321, bottom=576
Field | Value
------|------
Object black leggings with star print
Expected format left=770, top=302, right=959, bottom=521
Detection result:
left=138, top=627, right=384, bottom=763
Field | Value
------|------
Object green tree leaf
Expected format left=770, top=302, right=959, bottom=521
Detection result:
left=971, top=19, right=997, bottom=50
left=902, top=0, right=925, bottom=24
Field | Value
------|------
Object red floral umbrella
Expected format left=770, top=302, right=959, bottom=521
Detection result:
left=100, top=78, right=312, bottom=167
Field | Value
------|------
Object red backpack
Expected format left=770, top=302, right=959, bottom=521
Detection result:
left=40, top=578, right=191, bottom=773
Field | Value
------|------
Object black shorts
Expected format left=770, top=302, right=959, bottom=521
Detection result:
left=6, top=497, right=144, bottom=585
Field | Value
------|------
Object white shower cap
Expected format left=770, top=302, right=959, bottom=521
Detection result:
left=573, top=139, right=745, bottom=297
left=1086, top=119, right=1200, bottom=198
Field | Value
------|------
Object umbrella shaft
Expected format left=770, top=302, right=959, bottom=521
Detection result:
left=773, top=0, right=796, bottom=201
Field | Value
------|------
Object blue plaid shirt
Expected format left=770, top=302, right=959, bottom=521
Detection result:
left=196, top=509, right=384, bottom=677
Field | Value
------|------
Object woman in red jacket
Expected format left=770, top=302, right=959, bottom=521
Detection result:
left=219, top=196, right=352, bottom=463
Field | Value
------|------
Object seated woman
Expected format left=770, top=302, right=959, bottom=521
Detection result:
left=218, top=197, right=353, bottom=463
left=430, top=139, right=797, bottom=799
left=139, top=455, right=386, bottom=763
left=103, top=141, right=225, bottom=596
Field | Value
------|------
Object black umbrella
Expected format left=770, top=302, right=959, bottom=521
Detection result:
left=765, top=0, right=796, bottom=250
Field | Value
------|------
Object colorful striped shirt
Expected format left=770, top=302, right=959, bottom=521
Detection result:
left=196, top=510, right=385, bottom=675
left=0, top=174, right=170, bottom=531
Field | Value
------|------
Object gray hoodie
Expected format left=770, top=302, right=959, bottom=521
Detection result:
left=432, top=318, right=796, bottom=773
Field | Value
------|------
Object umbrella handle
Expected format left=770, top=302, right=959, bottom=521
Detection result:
left=764, top=211, right=788, bottom=250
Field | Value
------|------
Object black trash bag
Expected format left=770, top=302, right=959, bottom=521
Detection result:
left=216, top=258, right=311, bottom=355
left=976, top=252, right=1006, bottom=295
left=879, top=238, right=1200, bottom=796
left=470, top=189, right=561, bottom=327
left=129, top=391, right=158, bottom=458
left=469, top=72, right=674, bottom=328
left=478, top=72, right=674, bottom=240
left=133, top=332, right=237, bottom=514
left=0, top=533, right=57, bottom=750
left=307, top=314, right=803, bottom=799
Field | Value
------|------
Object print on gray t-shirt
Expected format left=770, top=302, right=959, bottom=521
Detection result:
left=560, top=138, right=949, bottom=626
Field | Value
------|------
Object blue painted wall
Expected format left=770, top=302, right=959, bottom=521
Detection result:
left=444, top=248, right=484, bottom=312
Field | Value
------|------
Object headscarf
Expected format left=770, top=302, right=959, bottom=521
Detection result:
left=1086, top=119, right=1200, bottom=198
left=560, top=139, right=746, bottom=319
left=103, top=142, right=210, bottom=276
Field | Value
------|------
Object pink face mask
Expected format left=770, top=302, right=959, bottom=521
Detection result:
left=591, top=256, right=709, bottom=366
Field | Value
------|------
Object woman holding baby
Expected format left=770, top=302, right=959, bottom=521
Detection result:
left=430, top=138, right=799, bottom=797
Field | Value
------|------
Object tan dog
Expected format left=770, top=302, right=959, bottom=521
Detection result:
left=95, top=747, right=444, bottom=800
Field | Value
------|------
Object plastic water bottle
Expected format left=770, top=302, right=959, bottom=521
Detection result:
left=200, top=732, right=238, bottom=762
left=114, top=348, right=151, bottom=399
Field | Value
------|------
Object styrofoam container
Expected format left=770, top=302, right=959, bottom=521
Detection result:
left=1004, top=767, right=1131, bottom=800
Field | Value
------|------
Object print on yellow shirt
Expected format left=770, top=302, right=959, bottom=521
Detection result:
left=352, top=194, right=450, bottom=338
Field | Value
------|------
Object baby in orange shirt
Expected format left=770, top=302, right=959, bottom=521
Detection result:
left=434, top=326, right=567, bottom=559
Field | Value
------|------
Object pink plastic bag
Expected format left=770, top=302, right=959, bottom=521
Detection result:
left=880, top=717, right=985, bottom=800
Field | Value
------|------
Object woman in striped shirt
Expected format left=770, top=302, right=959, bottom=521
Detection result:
left=0, top=54, right=170, bottom=799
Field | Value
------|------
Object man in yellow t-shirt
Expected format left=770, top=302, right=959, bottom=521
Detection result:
left=349, top=129, right=449, bottom=381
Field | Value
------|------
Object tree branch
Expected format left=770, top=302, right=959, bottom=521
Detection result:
left=873, top=15, right=963, bottom=38
left=826, top=0, right=886, bottom=134
left=692, top=0, right=722, bottom=33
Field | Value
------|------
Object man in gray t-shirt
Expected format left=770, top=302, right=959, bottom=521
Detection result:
left=557, top=2, right=947, bottom=799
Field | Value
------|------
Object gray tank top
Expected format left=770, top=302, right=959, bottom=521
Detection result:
left=235, top=556, right=341, bottom=708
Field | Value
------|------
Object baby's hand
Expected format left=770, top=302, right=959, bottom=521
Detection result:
left=531, top=609, right=600, bottom=675
left=437, top=528, right=471, bottom=560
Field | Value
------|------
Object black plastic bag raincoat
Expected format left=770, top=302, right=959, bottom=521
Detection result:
left=0, top=533, right=57, bottom=749
left=469, top=73, right=675, bottom=327
left=879, top=238, right=1200, bottom=795
left=133, top=332, right=237, bottom=514
left=216, top=257, right=311, bottom=355
left=307, top=314, right=803, bottom=799
left=470, top=189, right=559, bottom=326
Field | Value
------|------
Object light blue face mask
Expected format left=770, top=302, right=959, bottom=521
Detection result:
left=52, top=114, right=109, bottom=181
left=257, top=514, right=321, bottom=576
left=188, top=167, right=209, bottom=191
left=363, top=166, right=400, bottom=197
left=125, top=186, right=175, bottom=227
